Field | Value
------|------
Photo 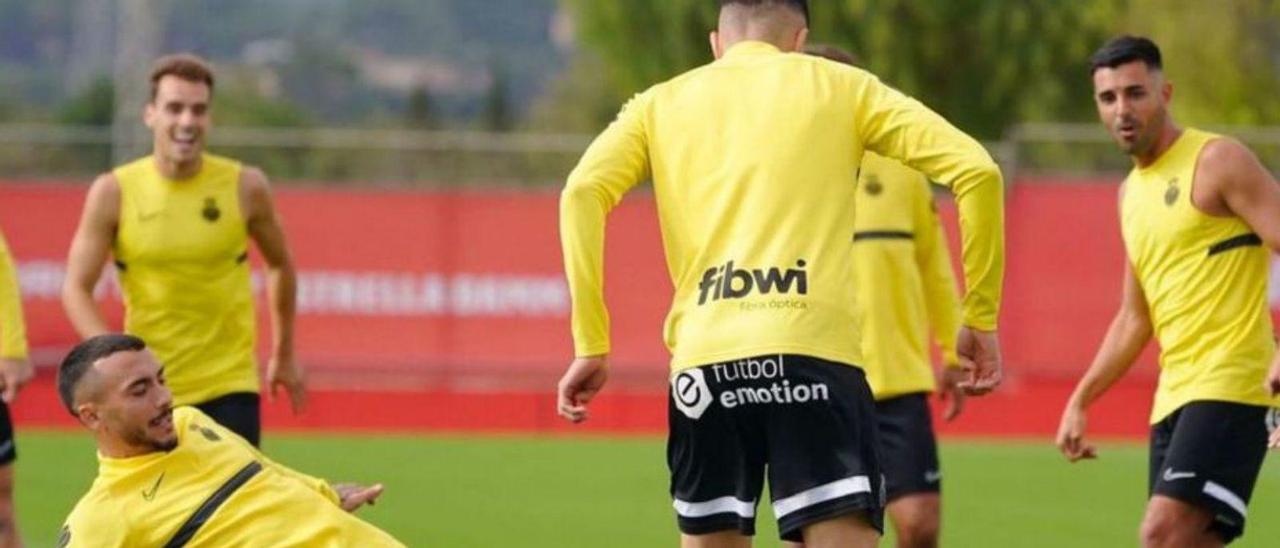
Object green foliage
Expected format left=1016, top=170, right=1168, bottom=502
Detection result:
left=57, top=77, right=115, bottom=126
left=557, top=0, right=1280, bottom=139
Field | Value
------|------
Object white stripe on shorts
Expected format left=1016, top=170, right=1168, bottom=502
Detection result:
left=673, top=496, right=756, bottom=519
left=772, top=476, right=872, bottom=519
left=1203, top=481, right=1248, bottom=517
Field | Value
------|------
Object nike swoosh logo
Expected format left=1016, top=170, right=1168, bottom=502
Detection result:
left=924, top=470, right=942, bottom=483
left=1163, top=469, right=1196, bottom=481
left=142, top=472, right=165, bottom=501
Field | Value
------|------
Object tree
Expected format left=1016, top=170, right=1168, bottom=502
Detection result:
left=559, top=0, right=1118, bottom=139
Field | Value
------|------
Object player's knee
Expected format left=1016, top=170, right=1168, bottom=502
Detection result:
left=895, top=518, right=939, bottom=548
left=1138, top=510, right=1188, bottom=547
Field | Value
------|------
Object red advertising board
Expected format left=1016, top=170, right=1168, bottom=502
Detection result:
left=3, top=178, right=1273, bottom=389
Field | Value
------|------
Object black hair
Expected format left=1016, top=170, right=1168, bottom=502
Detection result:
left=719, top=0, right=809, bottom=25
left=1090, top=35, right=1163, bottom=74
left=57, top=334, right=147, bottom=416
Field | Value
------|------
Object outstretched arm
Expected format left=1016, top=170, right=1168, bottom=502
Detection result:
left=1057, top=264, right=1152, bottom=462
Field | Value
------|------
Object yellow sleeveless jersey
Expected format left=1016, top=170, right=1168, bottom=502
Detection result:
left=1120, top=128, right=1278, bottom=423
left=854, top=153, right=960, bottom=400
left=0, top=230, right=27, bottom=359
left=561, top=41, right=1003, bottom=373
left=60, top=407, right=404, bottom=547
left=114, top=154, right=257, bottom=406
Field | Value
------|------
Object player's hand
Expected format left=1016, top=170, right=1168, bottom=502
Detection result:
left=1264, top=354, right=1280, bottom=398
left=1056, top=403, right=1098, bottom=462
left=557, top=355, right=608, bottom=423
left=334, top=482, right=384, bottom=512
left=268, top=355, right=308, bottom=415
left=938, top=366, right=967, bottom=421
left=956, top=327, right=1002, bottom=396
left=0, top=357, right=34, bottom=404
left=1270, top=422, right=1280, bottom=450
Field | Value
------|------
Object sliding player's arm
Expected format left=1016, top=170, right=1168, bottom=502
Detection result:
left=62, top=174, right=119, bottom=338
left=853, top=73, right=1005, bottom=394
left=1056, top=263, right=1152, bottom=462
left=912, top=181, right=965, bottom=419
left=557, top=92, right=651, bottom=423
left=0, top=230, right=31, bottom=402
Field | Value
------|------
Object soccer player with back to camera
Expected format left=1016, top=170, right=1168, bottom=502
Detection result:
left=1057, top=36, right=1280, bottom=547
left=55, top=334, right=403, bottom=547
left=556, top=1, right=1006, bottom=546
left=782, top=43, right=965, bottom=548
left=62, top=54, right=303, bottom=447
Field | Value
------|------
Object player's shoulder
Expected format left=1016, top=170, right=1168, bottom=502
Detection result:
left=64, top=478, right=128, bottom=534
left=1197, top=133, right=1257, bottom=173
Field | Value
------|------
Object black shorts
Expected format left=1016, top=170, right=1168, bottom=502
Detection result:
left=0, top=401, right=13, bottom=466
left=875, top=393, right=940, bottom=502
left=1148, top=400, right=1276, bottom=543
left=667, top=354, right=884, bottom=542
left=194, top=392, right=262, bottom=447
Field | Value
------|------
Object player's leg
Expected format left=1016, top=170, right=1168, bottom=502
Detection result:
left=680, top=531, right=752, bottom=548
left=766, top=356, right=883, bottom=548
left=876, top=393, right=942, bottom=548
left=193, top=392, right=262, bottom=446
left=1142, top=401, right=1269, bottom=547
left=669, top=365, right=766, bottom=547
left=1140, top=495, right=1219, bottom=548
left=0, top=402, right=19, bottom=548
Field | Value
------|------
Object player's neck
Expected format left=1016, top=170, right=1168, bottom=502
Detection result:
left=1132, top=123, right=1182, bottom=168
left=151, top=152, right=203, bottom=180
left=96, top=436, right=159, bottom=459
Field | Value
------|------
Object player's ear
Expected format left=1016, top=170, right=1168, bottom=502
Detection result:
left=143, top=101, right=157, bottom=129
left=76, top=403, right=100, bottom=429
left=791, top=27, right=809, bottom=52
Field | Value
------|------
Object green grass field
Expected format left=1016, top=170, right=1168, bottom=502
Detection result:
left=16, top=431, right=1280, bottom=547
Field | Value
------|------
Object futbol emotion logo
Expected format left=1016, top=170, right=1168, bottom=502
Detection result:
left=672, top=369, right=712, bottom=420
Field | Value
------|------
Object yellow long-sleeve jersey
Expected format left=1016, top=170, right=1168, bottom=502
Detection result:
left=560, top=41, right=1003, bottom=373
left=854, top=152, right=961, bottom=400
left=60, top=407, right=403, bottom=547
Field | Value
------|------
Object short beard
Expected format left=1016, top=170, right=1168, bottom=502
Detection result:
left=123, top=425, right=178, bottom=453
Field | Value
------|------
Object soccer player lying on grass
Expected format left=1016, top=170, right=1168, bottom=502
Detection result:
left=55, top=334, right=403, bottom=547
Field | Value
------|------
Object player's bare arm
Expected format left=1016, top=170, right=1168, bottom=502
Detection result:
left=1057, top=264, right=1152, bottom=462
left=1192, top=138, right=1280, bottom=416
left=241, top=166, right=305, bottom=414
left=62, top=173, right=121, bottom=338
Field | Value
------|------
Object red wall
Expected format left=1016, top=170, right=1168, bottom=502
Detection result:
left=5, top=178, right=1271, bottom=387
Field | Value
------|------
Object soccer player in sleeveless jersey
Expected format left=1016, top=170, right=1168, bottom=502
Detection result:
left=62, top=54, right=303, bottom=447
left=1057, top=36, right=1280, bottom=546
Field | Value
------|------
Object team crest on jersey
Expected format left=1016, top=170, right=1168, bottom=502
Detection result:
left=202, top=197, right=221, bottom=222
left=1164, top=178, right=1180, bottom=206
left=864, top=176, right=883, bottom=197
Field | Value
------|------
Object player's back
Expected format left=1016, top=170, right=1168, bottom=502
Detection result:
left=563, top=39, right=1001, bottom=374
left=640, top=42, right=901, bottom=370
